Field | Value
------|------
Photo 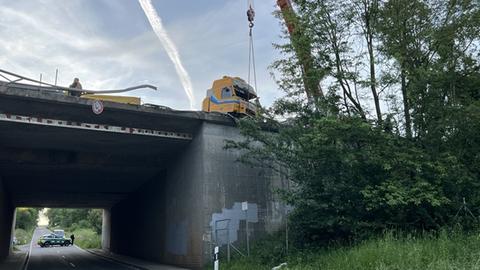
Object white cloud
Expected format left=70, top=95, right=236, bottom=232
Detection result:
left=0, top=0, right=283, bottom=110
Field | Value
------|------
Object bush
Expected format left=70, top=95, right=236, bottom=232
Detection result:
left=47, top=208, right=103, bottom=249
left=15, top=228, right=32, bottom=245
left=70, top=228, right=101, bottom=249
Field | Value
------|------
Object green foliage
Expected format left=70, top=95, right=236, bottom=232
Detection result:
left=47, top=208, right=102, bottom=234
left=14, top=228, right=32, bottom=245
left=68, top=228, right=101, bottom=249
left=47, top=208, right=102, bottom=249
left=87, top=209, right=103, bottom=234
left=233, top=115, right=477, bottom=244
left=232, top=0, right=480, bottom=248
left=247, top=232, right=289, bottom=266
left=15, top=208, right=39, bottom=232
left=212, top=230, right=480, bottom=270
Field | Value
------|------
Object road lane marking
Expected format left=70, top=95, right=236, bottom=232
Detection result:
left=69, top=262, right=76, bottom=267
left=22, top=228, right=35, bottom=270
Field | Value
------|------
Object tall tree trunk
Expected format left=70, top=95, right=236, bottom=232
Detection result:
left=364, top=0, right=382, bottom=124
left=324, top=8, right=366, bottom=119
left=401, top=67, right=412, bottom=139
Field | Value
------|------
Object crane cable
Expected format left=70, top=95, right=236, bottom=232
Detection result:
left=247, top=0, right=259, bottom=101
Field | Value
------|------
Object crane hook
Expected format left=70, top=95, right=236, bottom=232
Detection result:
left=247, top=5, right=255, bottom=28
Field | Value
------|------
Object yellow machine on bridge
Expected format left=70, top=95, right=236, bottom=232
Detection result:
left=81, top=94, right=141, bottom=105
left=202, top=76, right=257, bottom=116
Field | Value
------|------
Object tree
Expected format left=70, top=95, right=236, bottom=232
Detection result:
left=231, top=0, right=480, bottom=246
left=47, top=208, right=102, bottom=234
left=16, top=208, right=39, bottom=231
left=355, top=0, right=382, bottom=123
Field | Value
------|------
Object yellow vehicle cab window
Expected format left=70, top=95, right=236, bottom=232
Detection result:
left=221, top=87, right=233, bottom=99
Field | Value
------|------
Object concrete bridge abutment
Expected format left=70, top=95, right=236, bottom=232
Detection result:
left=0, top=83, right=288, bottom=269
left=0, top=177, right=15, bottom=261
left=101, top=208, right=111, bottom=251
left=106, top=122, right=288, bottom=269
left=108, top=121, right=205, bottom=269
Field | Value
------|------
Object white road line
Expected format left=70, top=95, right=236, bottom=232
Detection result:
left=23, top=230, right=35, bottom=270
left=69, top=262, right=76, bottom=267
left=28, top=234, right=33, bottom=256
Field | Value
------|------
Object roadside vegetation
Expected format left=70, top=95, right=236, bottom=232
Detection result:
left=225, top=0, right=480, bottom=268
left=47, top=208, right=102, bottom=249
left=15, top=208, right=39, bottom=245
left=216, top=230, right=480, bottom=270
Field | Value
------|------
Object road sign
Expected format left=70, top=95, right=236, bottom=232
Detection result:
left=92, top=100, right=104, bottom=115
left=242, top=201, right=248, bottom=211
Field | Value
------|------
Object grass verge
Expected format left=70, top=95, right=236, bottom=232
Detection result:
left=14, top=228, right=34, bottom=246
left=210, top=230, right=480, bottom=270
left=68, top=228, right=101, bottom=249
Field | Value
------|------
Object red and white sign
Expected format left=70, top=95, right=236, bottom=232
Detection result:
left=92, top=100, right=104, bottom=115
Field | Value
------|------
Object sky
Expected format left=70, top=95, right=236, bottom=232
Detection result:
left=38, top=208, right=49, bottom=226
left=0, top=0, right=285, bottom=110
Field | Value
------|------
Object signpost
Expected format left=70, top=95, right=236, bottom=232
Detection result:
left=213, top=246, right=219, bottom=270
left=242, top=201, right=250, bottom=256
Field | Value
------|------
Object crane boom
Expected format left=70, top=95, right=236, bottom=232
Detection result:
left=276, top=0, right=323, bottom=100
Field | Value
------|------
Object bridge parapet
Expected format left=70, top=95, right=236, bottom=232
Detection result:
left=0, top=80, right=235, bottom=135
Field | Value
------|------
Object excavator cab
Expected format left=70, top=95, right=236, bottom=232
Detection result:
left=202, top=76, right=257, bottom=116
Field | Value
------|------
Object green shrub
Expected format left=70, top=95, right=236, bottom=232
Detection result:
left=70, top=228, right=101, bottom=249
left=15, top=228, right=32, bottom=245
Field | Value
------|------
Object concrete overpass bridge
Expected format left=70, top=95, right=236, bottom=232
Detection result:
left=0, top=81, right=288, bottom=269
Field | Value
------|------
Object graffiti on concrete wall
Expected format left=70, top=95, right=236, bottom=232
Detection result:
left=210, top=202, right=258, bottom=246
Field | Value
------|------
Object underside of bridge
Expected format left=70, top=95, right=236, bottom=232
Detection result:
left=0, top=82, right=288, bottom=269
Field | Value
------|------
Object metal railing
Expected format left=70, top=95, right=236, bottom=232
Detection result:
left=0, top=68, right=157, bottom=95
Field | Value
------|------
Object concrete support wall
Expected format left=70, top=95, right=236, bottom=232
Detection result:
left=108, top=122, right=287, bottom=269
left=109, top=127, right=204, bottom=269
left=0, top=177, right=15, bottom=261
left=101, top=209, right=111, bottom=251
left=200, top=123, right=288, bottom=262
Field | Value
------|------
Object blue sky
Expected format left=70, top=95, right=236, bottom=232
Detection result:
left=0, top=0, right=284, bottom=110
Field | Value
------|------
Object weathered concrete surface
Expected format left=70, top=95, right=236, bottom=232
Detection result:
left=0, top=178, right=14, bottom=260
left=109, top=135, right=203, bottom=269
left=0, top=81, right=287, bottom=269
left=108, top=122, right=288, bottom=269
left=101, top=209, right=111, bottom=251
left=0, top=81, right=232, bottom=208
left=200, top=123, right=288, bottom=258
